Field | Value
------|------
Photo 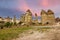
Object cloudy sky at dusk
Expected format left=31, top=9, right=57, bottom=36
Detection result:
left=0, top=0, right=60, bottom=18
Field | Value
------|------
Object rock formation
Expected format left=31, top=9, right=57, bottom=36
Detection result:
left=41, top=9, right=55, bottom=25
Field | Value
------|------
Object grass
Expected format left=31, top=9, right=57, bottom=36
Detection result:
left=0, top=26, right=52, bottom=40
left=0, top=26, right=32, bottom=40
left=36, top=27, right=51, bottom=32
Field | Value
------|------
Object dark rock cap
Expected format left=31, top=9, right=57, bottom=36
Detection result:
left=47, top=9, right=54, bottom=14
left=41, top=10, right=47, bottom=15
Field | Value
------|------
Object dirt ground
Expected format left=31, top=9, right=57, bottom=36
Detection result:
left=13, top=28, right=60, bottom=40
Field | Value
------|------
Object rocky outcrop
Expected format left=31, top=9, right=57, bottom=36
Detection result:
left=41, top=9, right=55, bottom=25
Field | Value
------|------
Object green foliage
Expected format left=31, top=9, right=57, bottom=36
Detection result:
left=5, top=22, right=10, bottom=27
left=36, top=27, right=51, bottom=32
left=5, top=22, right=13, bottom=28
left=0, top=26, right=32, bottom=40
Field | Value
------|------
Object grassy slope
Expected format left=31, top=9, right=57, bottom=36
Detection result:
left=0, top=26, right=51, bottom=40
left=0, top=26, right=32, bottom=40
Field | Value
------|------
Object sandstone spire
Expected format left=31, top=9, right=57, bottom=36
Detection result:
left=41, top=9, right=55, bottom=25
left=26, top=9, right=32, bottom=16
left=24, top=9, right=32, bottom=25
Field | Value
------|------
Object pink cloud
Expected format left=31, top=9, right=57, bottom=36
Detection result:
left=38, top=0, right=60, bottom=8
left=17, top=0, right=30, bottom=12
left=16, top=0, right=60, bottom=16
left=17, top=0, right=36, bottom=16
left=42, top=0, right=49, bottom=7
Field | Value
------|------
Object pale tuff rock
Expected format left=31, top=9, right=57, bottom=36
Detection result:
left=41, top=9, right=55, bottom=25
left=0, top=9, right=56, bottom=25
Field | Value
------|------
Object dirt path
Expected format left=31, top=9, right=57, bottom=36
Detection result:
left=13, top=31, right=45, bottom=40
left=13, top=29, right=60, bottom=40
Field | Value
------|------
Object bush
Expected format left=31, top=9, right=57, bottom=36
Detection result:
left=5, top=22, right=13, bottom=28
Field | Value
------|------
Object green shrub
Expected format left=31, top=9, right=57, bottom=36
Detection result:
left=5, top=22, right=13, bottom=28
left=0, top=26, right=32, bottom=40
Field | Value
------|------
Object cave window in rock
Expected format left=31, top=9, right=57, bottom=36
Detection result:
left=46, top=22, right=49, bottom=24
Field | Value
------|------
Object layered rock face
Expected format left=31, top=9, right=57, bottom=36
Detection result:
left=41, top=9, right=55, bottom=25
left=20, top=9, right=55, bottom=25
left=41, top=10, right=48, bottom=25
left=47, top=10, right=55, bottom=25
left=24, top=9, right=32, bottom=25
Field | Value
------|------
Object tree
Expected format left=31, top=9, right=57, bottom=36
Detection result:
left=5, top=22, right=11, bottom=28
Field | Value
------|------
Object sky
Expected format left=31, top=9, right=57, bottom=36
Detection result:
left=0, top=0, right=60, bottom=18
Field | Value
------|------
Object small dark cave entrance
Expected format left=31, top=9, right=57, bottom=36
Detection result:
left=46, top=22, right=49, bottom=24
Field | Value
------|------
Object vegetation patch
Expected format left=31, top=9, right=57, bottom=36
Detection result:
left=36, top=27, right=51, bottom=32
left=0, top=26, right=32, bottom=40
